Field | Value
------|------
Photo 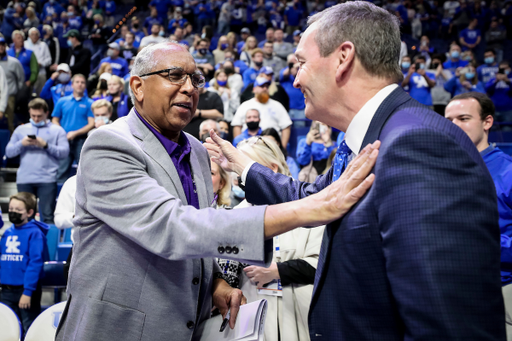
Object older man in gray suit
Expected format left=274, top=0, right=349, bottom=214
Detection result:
left=55, top=41, right=378, bottom=341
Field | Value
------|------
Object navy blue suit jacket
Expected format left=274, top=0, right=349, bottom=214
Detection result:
left=245, top=87, right=505, bottom=340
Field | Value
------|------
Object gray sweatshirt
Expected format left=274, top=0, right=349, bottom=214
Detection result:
left=0, top=55, right=25, bottom=97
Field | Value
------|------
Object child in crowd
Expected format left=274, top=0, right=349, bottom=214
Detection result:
left=0, top=192, right=49, bottom=335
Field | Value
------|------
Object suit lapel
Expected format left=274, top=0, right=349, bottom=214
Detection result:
left=126, top=111, right=188, bottom=204
left=311, top=87, right=411, bottom=304
left=189, top=143, right=210, bottom=209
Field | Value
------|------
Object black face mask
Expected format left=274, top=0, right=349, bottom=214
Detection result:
left=246, top=121, right=259, bottom=131
left=133, top=24, right=139, bottom=30
left=200, top=133, right=210, bottom=143
left=198, top=48, right=208, bottom=55
left=9, top=212, right=24, bottom=225
left=431, top=62, right=439, bottom=69
left=99, top=80, right=108, bottom=90
left=224, top=67, right=234, bottom=75
left=254, top=61, right=263, bottom=67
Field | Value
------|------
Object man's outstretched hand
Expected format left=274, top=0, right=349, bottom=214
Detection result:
left=204, top=130, right=254, bottom=175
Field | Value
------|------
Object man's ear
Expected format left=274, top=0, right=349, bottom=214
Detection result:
left=335, top=41, right=356, bottom=83
left=130, top=76, right=144, bottom=103
left=483, top=114, right=494, bottom=132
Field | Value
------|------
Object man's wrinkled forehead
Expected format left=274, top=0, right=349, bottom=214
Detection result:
left=153, top=45, right=197, bottom=71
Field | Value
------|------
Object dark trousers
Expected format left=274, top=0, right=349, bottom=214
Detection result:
left=17, top=182, right=57, bottom=224
left=57, top=136, right=86, bottom=184
left=0, top=285, right=42, bottom=335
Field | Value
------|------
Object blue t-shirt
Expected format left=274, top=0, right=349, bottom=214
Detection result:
left=459, top=28, right=481, bottom=50
left=100, top=56, right=130, bottom=77
left=481, top=145, right=512, bottom=286
left=443, top=59, right=469, bottom=74
left=485, top=76, right=512, bottom=112
left=242, top=68, right=259, bottom=90
left=150, top=0, right=172, bottom=19
left=284, top=6, right=302, bottom=26
left=105, top=0, right=116, bottom=15
left=477, top=64, right=499, bottom=84
left=279, top=68, right=305, bottom=110
left=406, top=71, right=436, bottom=106
left=51, top=95, right=94, bottom=133
left=233, top=128, right=262, bottom=147
left=144, top=16, right=164, bottom=33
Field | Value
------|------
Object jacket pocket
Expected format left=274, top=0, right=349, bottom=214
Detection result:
left=74, top=297, right=146, bottom=341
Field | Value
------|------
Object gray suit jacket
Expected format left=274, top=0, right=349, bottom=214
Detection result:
left=56, top=110, right=270, bottom=341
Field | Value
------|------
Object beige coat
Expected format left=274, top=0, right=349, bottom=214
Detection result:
left=237, top=200, right=324, bottom=341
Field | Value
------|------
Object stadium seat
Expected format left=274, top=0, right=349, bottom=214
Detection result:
left=24, top=301, right=67, bottom=341
left=41, top=262, right=67, bottom=304
left=0, top=129, right=11, bottom=161
left=46, top=225, right=60, bottom=261
left=0, top=302, right=22, bottom=341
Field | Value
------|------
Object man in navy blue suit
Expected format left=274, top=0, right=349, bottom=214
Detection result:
left=206, top=2, right=505, bottom=340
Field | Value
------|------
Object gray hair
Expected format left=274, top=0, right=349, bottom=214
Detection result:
left=308, top=1, right=403, bottom=82
left=28, top=27, right=40, bottom=37
left=129, top=41, right=189, bottom=104
left=43, top=25, right=53, bottom=36
left=199, top=119, right=221, bottom=133
left=11, top=30, right=25, bottom=40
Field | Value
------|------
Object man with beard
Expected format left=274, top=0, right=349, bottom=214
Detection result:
left=231, top=77, right=291, bottom=148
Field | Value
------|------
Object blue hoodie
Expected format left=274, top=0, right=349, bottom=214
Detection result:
left=0, top=220, right=49, bottom=296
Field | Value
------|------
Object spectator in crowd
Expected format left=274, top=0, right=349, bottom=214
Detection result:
left=104, top=0, right=117, bottom=27
left=88, top=14, right=110, bottom=68
left=459, top=18, right=481, bottom=52
left=143, top=8, right=164, bottom=36
left=402, top=55, right=436, bottom=107
left=42, top=0, right=64, bottom=20
left=445, top=65, right=486, bottom=96
left=172, top=27, right=189, bottom=47
left=54, top=11, right=72, bottom=63
left=23, top=7, right=39, bottom=34
left=221, top=59, right=243, bottom=96
left=296, top=121, right=336, bottom=175
left=100, top=43, right=129, bottom=78
left=0, top=192, right=49, bottom=336
left=258, top=27, right=275, bottom=47
left=87, top=62, right=112, bottom=97
left=183, top=85, right=224, bottom=139
left=114, top=25, right=130, bottom=46
left=460, top=49, right=475, bottom=65
left=88, top=99, right=113, bottom=136
left=242, top=66, right=290, bottom=111
left=280, top=55, right=305, bottom=124
left=242, top=48, right=265, bottom=90
left=192, top=38, right=215, bottom=79
left=418, top=35, right=434, bottom=67
left=0, top=67, right=7, bottom=120
left=0, top=36, right=25, bottom=131
left=213, top=35, right=229, bottom=65
left=209, top=69, right=239, bottom=122
left=218, top=50, right=248, bottom=76
left=167, top=7, right=187, bottom=35
left=443, top=44, right=468, bottom=74
left=273, top=28, right=294, bottom=61
left=262, top=41, right=286, bottom=78
left=1, top=3, right=25, bottom=45
left=42, top=25, right=60, bottom=74
left=237, top=135, right=322, bottom=341
left=445, top=92, right=512, bottom=337
left=218, top=0, right=233, bottom=35
left=51, top=74, right=95, bottom=184
left=64, top=29, right=91, bottom=77
left=25, top=28, right=51, bottom=95
left=130, top=16, right=145, bottom=48
left=198, top=119, right=220, bottom=142
left=284, top=0, right=304, bottom=35
left=140, top=23, right=166, bottom=48
left=8, top=30, right=39, bottom=87
left=261, top=127, right=300, bottom=179
left=91, top=72, right=112, bottom=99
left=232, top=77, right=292, bottom=148
left=120, top=31, right=138, bottom=61
left=236, top=27, right=250, bottom=53
left=232, top=108, right=262, bottom=146
left=485, top=61, right=512, bottom=126
left=149, top=0, right=173, bottom=22
left=183, top=22, right=195, bottom=46
left=218, top=119, right=230, bottom=140
left=240, top=35, right=258, bottom=66
left=429, top=54, right=454, bottom=115
left=478, top=49, right=500, bottom=84
left=67, top=5, right=83, bottom=31
left=40, top=63, right=74, bottom=106
left=486, top=18, right=506, bottom=64
left=105, top=75, right=132, bottom=121
left=5, top=98, right=69, bottom=224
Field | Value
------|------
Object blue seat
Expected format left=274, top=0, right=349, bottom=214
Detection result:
left=0, top=129, right=11, bottom=161
left=57, top=242, right=72, bottom=262
left=41, top=261, right=67, bottom=304
left=46, top=225, right=60, bottom=261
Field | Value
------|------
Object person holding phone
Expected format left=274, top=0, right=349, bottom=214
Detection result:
left=296, top=121, right=336, bottom=175
left=401, top=55, right=436, bottom=108
left=5, top=98, right=69, bottom=224
left=485, top=61, right=512, bottom=129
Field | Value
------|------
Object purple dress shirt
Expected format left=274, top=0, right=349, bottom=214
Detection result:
left=135, top=109, right=200, bottom=209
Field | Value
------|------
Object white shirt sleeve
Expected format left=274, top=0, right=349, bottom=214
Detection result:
left=231, top=102, right=247, bottom=127
left=240, top=161, right=257, bottom=185
left=274, top=102, right=293, bottom=130
left=54, top=175, right=77, bottom=230
left=0, top=67, right=8, bottom=113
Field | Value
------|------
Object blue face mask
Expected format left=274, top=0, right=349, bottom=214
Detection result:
left=465, top=72, right=475, bottom=80
left=232, top=185, right=245, bottom=198
left=67, top=11, right=74, bottom=17
left=221, top=43, right=228, bottom=50
left=418, top=63, right=426, bottom=70
left=30, top=118, right=46, bottom=127
left=485, top=57, right=494, bottom=64
left=505, top=70, right=510, bottom=75
left=67, top=40, right=72, bottom=47
left=95, top=116, right=110, bottom=125
left=159, top=31, right=165, bottom=37
left=219, top=131, right=229, bottom=140
left=217, top=79, right=227, bottom=86
left=401, top=62, right=410, bottom=69
left=451, top=51, right=460, bottom=59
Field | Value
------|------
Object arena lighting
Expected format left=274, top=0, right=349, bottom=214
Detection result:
left=112, top=6, right=138, bottom=33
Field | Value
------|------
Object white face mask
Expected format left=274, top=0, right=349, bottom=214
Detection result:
left=57, top=72, right=71, bottom=84
left=95, top=116, right=110, bottom=124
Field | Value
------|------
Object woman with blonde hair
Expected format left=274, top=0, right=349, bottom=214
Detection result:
left=240, top=36, right=258, bottom=65
left=91, top=72, right=111, bottom=99
left=213, top=35, right=231, bottom=65
left=87, top=62, right=112, bottom=94
left=236, top=136, right=324, bottom=341
left=209, top=69, right=240, bottom=122
left=226, top=31, right=237, bottom=50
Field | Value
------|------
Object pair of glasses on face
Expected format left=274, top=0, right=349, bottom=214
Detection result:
left=139, top=67, right=206, bottom=88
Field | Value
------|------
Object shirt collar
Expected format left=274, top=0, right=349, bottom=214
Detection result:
left=345, top=83, right=398, bottom=155
left=480, top=143, right=494, bottom=158
left=134, top=108, right=191, bottom=157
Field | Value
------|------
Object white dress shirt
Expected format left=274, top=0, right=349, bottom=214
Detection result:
left=54, top=175, right=77, bottom=242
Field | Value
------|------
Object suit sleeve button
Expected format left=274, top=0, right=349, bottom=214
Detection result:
left=192, top=277, right=199, bottom=285
left=187, top=321, right=195, bottom=329
left=232, top=247, right=239, bottom=254
left=218, top=246, right=225, bottom=254
left=225, top=246, right=232, bottom=254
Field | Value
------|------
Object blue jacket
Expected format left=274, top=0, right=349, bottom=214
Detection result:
left=100, top=56, right=129, bottom=77
left=0, top=220, right=49, bottom=296
left=296, top=138, right=336, bottom=166
left=481, top=145, right=512, bottom=286
left=5, top=121, right=70, bottom=184
left=7, top=46, right=34, bottom=82
left=233, top=128, right=262, bottom=147
left=485, top=76, right=512, bottom=112
left=444, top=76, right=486, bottom=97
left=245, top=87, right=505, bottom=340
left=1, top=8, right=23, bottom=40
left=242, top=67, right=259, bottom=91
left=40, top=78, right=74, bottom=105
left=104, top=93, right=131, bottom=119
left=279, top=69, right=305, bottom=110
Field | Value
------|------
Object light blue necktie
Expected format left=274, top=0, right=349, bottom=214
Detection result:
left=332, top=140, right=352, bottom=182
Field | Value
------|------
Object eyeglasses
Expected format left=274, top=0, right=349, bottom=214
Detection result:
left=240, top=136, right=277, bottom=157
left=139, top=67, right=205, bottom=88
